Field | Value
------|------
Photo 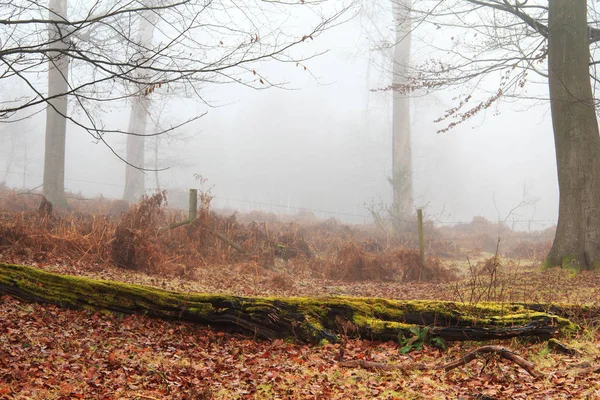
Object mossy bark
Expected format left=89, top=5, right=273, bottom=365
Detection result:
left=0, top=263, right=578, bottom=344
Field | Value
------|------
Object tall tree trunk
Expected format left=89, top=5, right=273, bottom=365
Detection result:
left=22, top=135, right=28, bottom=189
left=43, top=0, right=69, bottom=207
left=123, top=8, right=158, bottom=202
left=154, top=136, right=161, bottom=190
left=2, top=130, right=17, bottom=183
left=546, top=0, right=600, bottom=271
left=391, top=0, right=413, bottom=225
left=123, top=99, right=149, bottom=202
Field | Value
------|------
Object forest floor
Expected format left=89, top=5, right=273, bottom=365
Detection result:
left=2, top=293, right=600, bottom=400
left=1, top=189, right=600, bottom=399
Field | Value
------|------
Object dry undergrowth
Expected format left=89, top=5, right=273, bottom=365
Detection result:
left=1, top=186, right=581, bottom=305
left=0, top=188, right=460, bottom=283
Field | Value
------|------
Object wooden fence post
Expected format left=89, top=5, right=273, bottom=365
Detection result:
left=189, top=189, right=198, bottom=221
left=417, top=209, right=425, bottom=281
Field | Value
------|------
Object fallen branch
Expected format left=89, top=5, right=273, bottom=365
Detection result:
left=158, top=220, right=250, bottom=255
left=441, top=345, right=541, bottom=378
left=158, top=218, right=192, bottom=231
left=207, top=229, right=249, bottom=255
left=339, top=345, right=541, bottom=378
left=548, top=338, right=582, bottom=356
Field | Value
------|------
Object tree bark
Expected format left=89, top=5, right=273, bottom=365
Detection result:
left=43, top=0, right=69, bottom=207
left=123, top=7, right=158, bottom=202
left=391, top=0, right=413, bottom=225
left=545, top=1, right=600, bottom=271
left=0, top=263, right=578, bottom=344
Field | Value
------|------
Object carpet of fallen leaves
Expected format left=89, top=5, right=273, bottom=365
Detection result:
left=2, top=294, right=600, bottom=400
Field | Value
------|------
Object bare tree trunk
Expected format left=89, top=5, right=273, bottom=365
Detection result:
left=123, top=99, right=149, bottom=202
left=2, top=131, right=17, bottom=183
left=43, top=0, right=69, bottom=207
left=123, top=7, right=158, bottom=202
left=22, top=136, right=27, bottom=189
left=391, top=0, right=413, bottom=225
left=546, top=0, right=600, bottom=271
left=154, top=136, right=160, bottom=190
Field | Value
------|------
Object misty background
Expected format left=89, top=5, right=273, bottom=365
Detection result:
left=0, top=4, right=558, bottom=229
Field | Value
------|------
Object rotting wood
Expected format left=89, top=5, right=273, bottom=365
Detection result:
left=0, top=263, right=579, bottom=344
left=430, top=321, right=557, bottom=341
left=548, top=338, right=582, bottom=356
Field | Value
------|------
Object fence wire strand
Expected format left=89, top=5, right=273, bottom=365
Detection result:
left=0, top=169, right=558, bottom=230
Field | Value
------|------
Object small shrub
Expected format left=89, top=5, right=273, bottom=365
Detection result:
left=111, top=192, right=166, bottom=272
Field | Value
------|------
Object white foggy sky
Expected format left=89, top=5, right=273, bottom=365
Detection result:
left=0, top=3, right=560, bottom=229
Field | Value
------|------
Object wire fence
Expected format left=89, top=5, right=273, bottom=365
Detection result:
left=0, top=168, right=558, bottom=239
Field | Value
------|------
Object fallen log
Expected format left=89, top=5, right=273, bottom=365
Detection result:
left=0, top=263, right=579, bottom=344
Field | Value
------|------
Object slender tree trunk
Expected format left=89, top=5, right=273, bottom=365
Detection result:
left=123, top=98, right=149, bottom=202
left=43, top=0, right=69, bottom=207
left=154, top=137, right=161, bottom=190
left=22, top=136, right=27, bottom=189
left=2, top=131, right=16, bottom=183
left=123, top=8, right=158, bottom=202
left=546, top=0, right=600, bottom=271
left=391, top=0, right=413, bottom=225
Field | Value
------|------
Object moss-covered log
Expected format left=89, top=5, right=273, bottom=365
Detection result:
left=0, top=263, right=579, bottom=344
